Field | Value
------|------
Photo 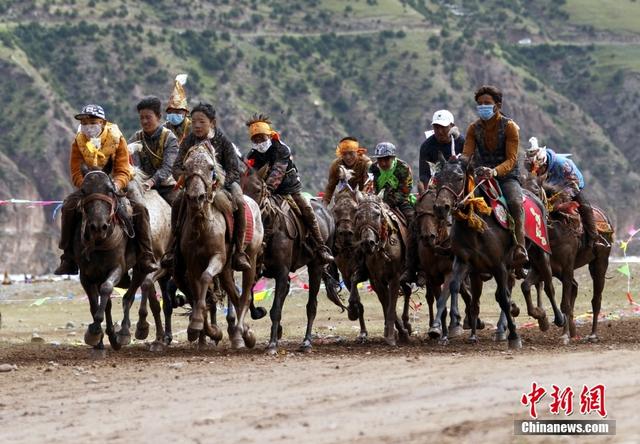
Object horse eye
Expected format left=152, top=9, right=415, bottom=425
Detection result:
left=209, top=165, right=214, bottom=171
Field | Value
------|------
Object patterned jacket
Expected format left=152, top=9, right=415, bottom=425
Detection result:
left=544, top=148, right=585, bottom=198
left=246, top=139, right=302, bottom=195
left=369, top=158, right=413, bottom=208
left=129, top=126, right=178, bottom=186
left=173, top=128, right=241, bottom=190
left=323, top=154, right=371, bottom=204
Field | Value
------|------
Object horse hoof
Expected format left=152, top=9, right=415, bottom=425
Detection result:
left=84, top=329, right=103, bottom=347
left=251, top=306, right=267, bottom=320
left=493, top=332, right=507, bottom=342
left=243, top=330, right=256, bottom=349
left=231, top=333, right=245, bottom=350
left=90, top=348, right=107, bottom=360
left=163, top=334, right=173, bottom=346
left=265, top=346, right=278, bottom=356
left=189, top=319, right=204, bottom=332
left=449, top=325, right=463, bottom=338
left=149, top=341, right=166, bottom=353
left=510, top=303, right=520, bottom=317
left=428, top=326, right=442, bottom=339
left=476, top=319, right=486, bottom=330
left=116, top=333, right=131, bottom=346
left=347, top=304, right=359, bottom=321
left=135, top=322, right=150, bottom=340
left=587, top=334, right=599, bottom=344
left=555, top=314, right=567, bottom=328
left=467, top=336, right=479, bottom=345
left=277, top=325, right=283, bottom=340
left=538, top=316, right=550, bottom=332
left=108, top=333, right=122, bottom=351
left=508, top=337, right=522, bottom=350
left=398, top=334, right=410, bottom=345
left=438, top=337, right=449, bottom=346
left=298, top=341, right=312, bottom=353
left=187, top=328, right=200, bottom=343
left=405, top=323, right=413, bottom=336
left=463, top=317, right=471, bottom=330
left=384, top=337, right=397, bottom=347
left=560, top=335, right=570, bottom=346
left=355, top=334, right=368, bottom=344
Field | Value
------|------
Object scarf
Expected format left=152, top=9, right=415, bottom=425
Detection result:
left=376, top=158, right=399, bottom=190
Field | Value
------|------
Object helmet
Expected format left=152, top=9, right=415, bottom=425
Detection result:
left=372, top=142, right=396, bottom=158
left=526, top=137, right=548, bottom=170
left=74, top=104, right=106, bottom=121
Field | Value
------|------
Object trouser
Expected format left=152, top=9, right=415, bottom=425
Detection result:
left=500, top=178, right=525, bottom=247
left=156, top=185, right=179, bottom=207
left=291, top=192, right=326, bottom=248
left=575, top=190, right=598, bottom=243
left=58, top=190, right=83, bottom=261
left=229, top=183, right=247, bottom=255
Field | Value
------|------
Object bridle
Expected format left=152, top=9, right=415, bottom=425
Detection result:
left=184, top=144, right=217, bottom=204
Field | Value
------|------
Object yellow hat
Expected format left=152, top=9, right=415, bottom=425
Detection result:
left=166, top=74, right=188, bottom=112
left=248, top=121, right=273, bottom=138
left=335, top=139, right=359, bottom=157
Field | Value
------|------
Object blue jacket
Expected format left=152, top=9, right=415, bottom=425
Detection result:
left=545, top=148, right=584, bottom=198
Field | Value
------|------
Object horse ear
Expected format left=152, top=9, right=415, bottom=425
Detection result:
left=355, top=190, right=363, bottom=202
left=437, top=151, right=446, bottom=164
left=428, top=161, right=438, bottom=177
left=257, top=164, right=269, bottom=179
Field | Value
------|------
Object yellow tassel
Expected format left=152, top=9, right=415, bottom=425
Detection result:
left=453, top=197, right=492, bottom=232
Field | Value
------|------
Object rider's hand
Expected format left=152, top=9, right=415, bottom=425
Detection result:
left=474, top=166, right=495, bottom=179
left=448, top=126, right=460, bottom=139
left=142, top=179, right=155, bottom=192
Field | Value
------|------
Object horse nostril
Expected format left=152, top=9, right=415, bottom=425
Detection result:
left=101, top=224, right=108, bottom=232
left=90, top=223, right=98, bottom=232
left=347, top=229, right=354, bottom=236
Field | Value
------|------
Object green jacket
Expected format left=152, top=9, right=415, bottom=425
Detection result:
left=369, top=158, right=413, bottom=208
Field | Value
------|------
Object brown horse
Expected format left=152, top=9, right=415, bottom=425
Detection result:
left=177, top=143, right=263, bottom=348
left=73, top=170, right=167, bottom=355
left=353, top=193, right=412, bottom=346
left=241, top=164, right=344, bottom=354
left=525, top=179, right=613, bottom=343
left=433, top=160, right=554, bottom=349
left=329, top=168, right=369, bottom=342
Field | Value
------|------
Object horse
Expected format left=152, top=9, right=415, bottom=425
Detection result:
left=329, top=167, right=369, bottom=342
left=353, top=193, right=412, bottom=346
left=177, top=143, right=264, bottom=348
left=526, top=178, right=613, bottom=343
left=73, top=170, right=169, bottom=355
left=432, top=159, right=554, bottom=349
left=240, top=163, right=345, bottom=354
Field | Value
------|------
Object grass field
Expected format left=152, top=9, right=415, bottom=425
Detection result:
left=564, top=0, right=640, bottom=34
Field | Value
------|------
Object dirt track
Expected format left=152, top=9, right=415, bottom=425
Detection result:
left=1, top=317, right=640, bottom=444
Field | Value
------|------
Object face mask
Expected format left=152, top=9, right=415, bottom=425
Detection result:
left=476, top=104, right=495, bottom=121
left=166, top=113, right=184, bottom=126
left=81, top=123, right=102, bottom=139
left=253, top=139, right=272, bottom=153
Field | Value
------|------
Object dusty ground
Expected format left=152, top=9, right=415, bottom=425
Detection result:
left=1, top=268, right=640, bottom=443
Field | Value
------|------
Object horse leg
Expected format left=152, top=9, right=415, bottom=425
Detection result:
left=160, top=276, right=174, bottom=345
left=494, top=266, right=521, bottom=350
left=559, top=274, right=575, bottom=345
left=239, top=262, right=257, bottom=348
left=86, top=267, right=121, bottom=349
left=448, top=279, right=463, bottom=338
left=346, top=278, right=368, bottom=343
left=468, top=273, right=483, bottom=344
left=221, top=268, right=246, bottom=350
left=301, top=264, right=322, bottom=351
left=82, top=281, right=103, bottom=348
left=146, top=280, right=165, bottom=352
left=397, top=282, right=411, bottom=343
left=105, top=298, right=121, bottom=351
left=538, top=254, right=565, bottom=329
left=426, top=285, right=435, bottom=328
left=520, top=266, right=549, bottom=331
left=384, top=279, right=402, bottom=346
left=188, top=254, right=225, bottom=341
left=569, top=278, right=579, bottom=339
left=430, top=259, right=467, bottom=340
left=586, top=258, right=606, bottom=342
left=266, top=271, right=290, bottom=355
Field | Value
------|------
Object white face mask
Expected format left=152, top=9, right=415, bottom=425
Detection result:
left=81, top=123, right=103, bottom=139
left=253, top=139, right=272, bottom=153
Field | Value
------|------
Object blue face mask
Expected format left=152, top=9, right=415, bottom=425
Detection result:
left=476, top=104, right=495, bottom=121
left=166, top=113, right=185, bottom=126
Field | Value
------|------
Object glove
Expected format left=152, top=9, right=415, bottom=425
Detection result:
left=475, top=166, right=495, bottom=179
left=448, top=126, right=460, bottom=139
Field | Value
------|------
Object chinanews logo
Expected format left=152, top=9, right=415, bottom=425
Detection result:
left=514, top=382, right=616, bottom=436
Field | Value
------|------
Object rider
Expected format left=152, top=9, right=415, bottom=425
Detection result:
left=526, top=136, right=599, bottom=249
left=172, top=102, right=251, bottom=271
left=245, top=114, right=334, bottom=264
left=54, top=104, right=157, bottom=275
left=164, top=74, right=192, bottom=146
left=322, top=136, right=371, bottom=206
left=129, top=96, right=179, bottom=205
left=418, top=109, right=465, bottom=193
left=366, top=143, right=416, bottom=284
left=460, top=85, right=528, bottom=275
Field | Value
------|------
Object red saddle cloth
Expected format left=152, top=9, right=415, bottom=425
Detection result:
left=480, top=179, right=551, bottom=254
left=225, top=200, right=254, bottom=245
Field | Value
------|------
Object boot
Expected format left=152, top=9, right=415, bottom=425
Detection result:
left=54, top=205, right=79, bottom=275
left=132, top=204, right=158, bottom=274
left=160, top=192, right=185, bottom=270
left=400, top=226, right=418, bottom=285
left=578, top=201, right=598, bottom=251
left=295, top=194, right=334, bottom=264
left=232, top=197, right=251, bottom=271
left=512, top=208, right=528, bottom=278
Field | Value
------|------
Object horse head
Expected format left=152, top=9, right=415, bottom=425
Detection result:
left=240, top=160, right=269, bottom=205
left=183, top=142, right=225, bottom=213
left=80, top=169, right=118, bottom=243
left=433, top=157, right=466, bottom=221
left=332, top=186, right=358, bottom=250
left=354, top=193, right=385, bottom=254
left=416, top=190, right=445, bottom=248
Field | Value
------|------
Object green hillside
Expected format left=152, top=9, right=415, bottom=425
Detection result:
left=1, top=0, right=639, bottom=270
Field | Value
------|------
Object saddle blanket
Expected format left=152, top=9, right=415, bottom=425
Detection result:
left=225, top=200, right=254, bottom=245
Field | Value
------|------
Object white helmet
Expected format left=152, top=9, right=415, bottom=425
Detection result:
left=526, top=137, right=548, bottom=170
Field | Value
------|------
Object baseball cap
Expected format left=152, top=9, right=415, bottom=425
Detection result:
left=431, top=109, right=454, bottom=127
left=74, top=104, right=106, bottom=120
left=372, top=142, right=397, bottom=158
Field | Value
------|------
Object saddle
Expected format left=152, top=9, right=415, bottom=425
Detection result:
left=478, top=178, right=551, bottom=254
left=388, top=208, right=410, bottom=252
left=551, top=201, right=613, bottom=236
left=267, top=194, right=305, bottom=240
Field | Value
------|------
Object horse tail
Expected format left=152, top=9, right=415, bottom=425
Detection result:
left=322, top=266, right=346, bottom=312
